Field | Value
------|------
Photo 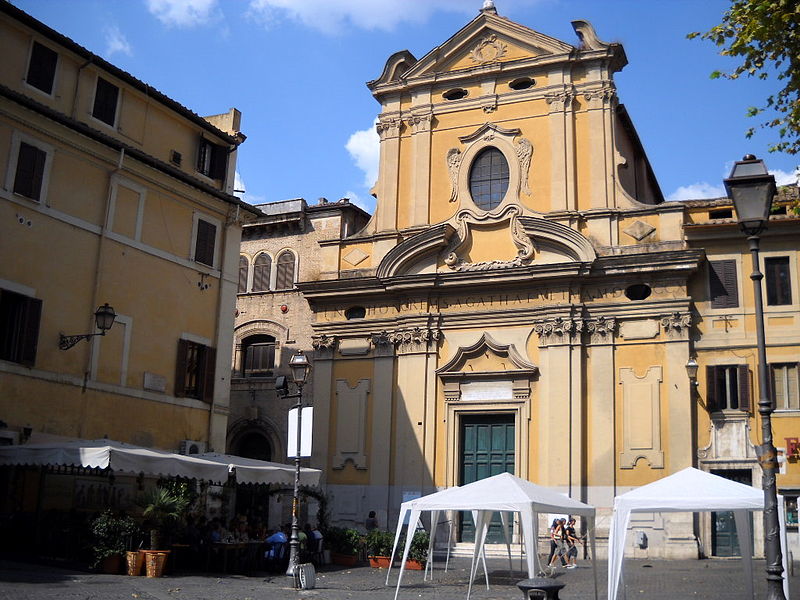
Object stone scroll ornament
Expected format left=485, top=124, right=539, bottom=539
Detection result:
left=443, top=206, right=535, bottom=271
left=446, top=148, right=462, bottom=203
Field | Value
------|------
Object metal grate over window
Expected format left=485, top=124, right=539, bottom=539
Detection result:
left=469, top=147, right=509, bottom=211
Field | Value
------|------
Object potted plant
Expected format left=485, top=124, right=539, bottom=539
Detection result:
left=89, top=510, right=139, bottom=573
left=406, top=531, right=429, bottom=570
left=325, top=526, right=363, bottom=566
left=365, top=529, right=395, bottom=568
left=136, top=486, right=188, bottom=577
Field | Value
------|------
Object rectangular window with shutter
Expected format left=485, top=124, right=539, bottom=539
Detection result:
left=765, top=257, right=792, bottom=306
left=708, top=260, right=739, bottom=308
left=706, top=365, right=750, bottom=412
left=26, top=41, right=58, bottom=95
left=0, top=289, right=42, bottom=367
left=175, top=339, right=215, bottom=401
left=13, top=141, right=47, bottom=201
left=194, top=219, right=217, bottom=267
left=196, top=138, right=227, bottom=181
left=771, top=363, right=799, bottom=410
left=92, top=76, right=120, bottom=127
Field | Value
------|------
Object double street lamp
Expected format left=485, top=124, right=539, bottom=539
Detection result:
left=276, top=351, right=312, bottom=579
left=724, top=154, right=786, bottom=600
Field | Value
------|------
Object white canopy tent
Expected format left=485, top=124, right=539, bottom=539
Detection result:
left=388, top=473, right=598, bottom=600
left=608, top=467, right=790, bottom=600
left=0, top=439, right=321, bottom=486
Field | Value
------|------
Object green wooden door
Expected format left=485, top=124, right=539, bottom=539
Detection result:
left=460, top=414, right=515, bottom=542
left=711, top=469, right=753, bottom=557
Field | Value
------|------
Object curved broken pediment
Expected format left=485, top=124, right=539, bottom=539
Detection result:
left=376, top=223, right=456, bottom=279
left=367, top=50, right=418, bottom=89
left=437, top=332, right=537, bottom=375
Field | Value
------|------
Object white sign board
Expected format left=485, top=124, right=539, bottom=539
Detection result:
left=287, top=406, right=313, bottom=458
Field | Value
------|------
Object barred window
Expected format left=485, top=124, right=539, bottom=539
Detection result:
left=469, top=147, right=509, bottom=211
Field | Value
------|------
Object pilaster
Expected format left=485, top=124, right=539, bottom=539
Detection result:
left=376, top=113, right=402, bottom=231
left=310, top=334, right=337, bottom=474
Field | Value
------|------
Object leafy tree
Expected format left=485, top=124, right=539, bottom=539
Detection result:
left=688, top=0, right=800, bottom=155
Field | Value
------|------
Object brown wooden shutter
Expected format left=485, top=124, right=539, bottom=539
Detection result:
left=275, top=252, right=295, bottom=289
left=194, top=220, right=216, bottom=266
left=253, top=255, right=271, bottom=291
left=19, top=296, right=42, bottom=367
left=209, top=144, right=227, bottom=181
left=768, top=364, right=778, bottom=409
left=238, top=255, right=248, bottom=293
left=705, top=366, right=718, bottom=412
left=202, top=346, right=216, bottom=403
left=738, top=365, right=751, bottom=413
left=175, top=338, right=188, bottom=397
left=14, top=142, right=46, bottom=201
left=709, top=260, right=739, bottom=309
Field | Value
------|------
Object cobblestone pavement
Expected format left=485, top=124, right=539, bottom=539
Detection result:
left=0, top=557, right=796, bottom=599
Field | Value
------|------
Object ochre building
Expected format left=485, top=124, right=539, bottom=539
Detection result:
left=297, top=6, right=800, bottom=557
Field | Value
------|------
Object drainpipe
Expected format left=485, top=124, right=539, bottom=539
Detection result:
left=71, top=60, right=92, bottom=120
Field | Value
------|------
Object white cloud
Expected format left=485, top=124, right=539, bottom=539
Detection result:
left=667, top=182, right=726, bottom=202
left=145, top=0, right=219, bottom=28
left=103, top=25, right=132, bottom=57
left=343, top=189, right=375, bottom=214
left=771, top=168, right=799, bottom=187
left=247, top=0, right=473, bottom=34
left=346, top=120, right=380, bottom=189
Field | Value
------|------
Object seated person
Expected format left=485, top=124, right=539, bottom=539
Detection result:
left=264, top=526, right=288, bottom=560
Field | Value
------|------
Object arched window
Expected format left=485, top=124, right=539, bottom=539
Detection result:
left=469, top=147, right=509, bottom=211
left=242, top=334, right=275, bottom=377
left=238, top=255, right=249, bottom=293
left=252, top=253, right=271, bottom=292
left=275, top=251, right=295, bottom=290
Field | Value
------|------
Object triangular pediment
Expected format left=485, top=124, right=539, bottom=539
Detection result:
left=402, top=11, right=574, bottom=81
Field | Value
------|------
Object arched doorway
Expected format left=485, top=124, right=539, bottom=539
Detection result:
left=234, top=431, right=272, bottom=461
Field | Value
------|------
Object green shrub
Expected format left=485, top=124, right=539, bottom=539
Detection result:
left=326, top=526, right=363, bottom=555
left=364, top=529, right=394, bottom=557
left=408, top=530, right=430, bottom=563
left=89, top=510, right=139, bottom=567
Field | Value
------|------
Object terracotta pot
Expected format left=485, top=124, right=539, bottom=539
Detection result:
left=126, top=551, right=144, bottom=576
left=368, top=556, right=391, bottom=568
left=99, top=554, right=123, bottom=574
left=330, top=552, right=358, bottom=566
left=405, top=559, right=424, bottom=570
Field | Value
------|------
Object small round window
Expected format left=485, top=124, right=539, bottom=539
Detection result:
left=469, top=147, right=509, bottom=211
left=443, top=88, right=468, bottom=101
left=625, top=284, right=652, bottom=301
left=509, top=77, right=535, bottom=90
left=345, top=306, right=366, bottom=320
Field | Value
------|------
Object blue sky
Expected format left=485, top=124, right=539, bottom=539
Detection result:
left=13, top=0, right=799, bottom=213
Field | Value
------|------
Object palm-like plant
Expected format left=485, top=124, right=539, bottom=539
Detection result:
left=137, top=486, right=189, bottom=550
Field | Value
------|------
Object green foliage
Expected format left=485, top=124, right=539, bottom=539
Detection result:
left=408, top=530, right=430, bottom=563
left=364, top=529, right=394, bottom=557
left=688, top=0, right=800, bottom=155
left=325, top=526, right=363, bottom=556
left=136, top=486, right=189, bottom=549
left=89, top=510, right=139, bottom=567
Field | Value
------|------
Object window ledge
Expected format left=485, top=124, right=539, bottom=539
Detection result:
left=772, top=410, right=800, bottom=417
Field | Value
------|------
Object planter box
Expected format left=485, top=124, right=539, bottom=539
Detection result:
left=368, top=556, right=391, bottom=568
left=405, top=559, right=424, bottom=570
left=330, top=552, right=358, bottom=566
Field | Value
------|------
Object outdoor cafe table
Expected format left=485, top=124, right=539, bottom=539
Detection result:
left=210, top=541, right=263, bottom=573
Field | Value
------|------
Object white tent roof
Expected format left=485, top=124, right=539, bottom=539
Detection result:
left=608, top=467, right=789, bottom=600
left=0, top=439, right=321, bottom=486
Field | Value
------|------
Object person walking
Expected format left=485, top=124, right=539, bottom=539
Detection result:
left=548, top=518, right=568, bottom=569
left=564, top=517, right=582, bottom=569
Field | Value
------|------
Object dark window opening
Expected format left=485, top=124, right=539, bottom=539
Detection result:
left=275, top=252, right=295, bottom=290
left=706, top=365, right=750, bottom=412
left=252, top=253, right=272, bottom=292
left=238, top=255, right=249, bottom=293
left=509, top=77, right=534, bottom=90
left=170, top=150, right=182, bottom=166
left=13, top=142, right=47, bottom=201
left=469, top=147, right=509, bottom=211
left=26, top=42, right=58, bottom=94
left=765, top=256, right=792, bottom=306
left=242, top=335, right=275, bottom=377
left=345, top=306, right=366, bottom=320
left=0, top=289, right=42, bottom=367
left=443, top=88, right=468, bottom=101
left=197, top=139, right=227, bottom=180
left=709, top=260, right=739, bottom=308
left=194, top=219, right=217, bottom=266
left=175, top=339, right=215, bottom=401
left=625, top=284, right=651, bottom=301
left=772, top=205, right=787, bottom=215
left=92, top=77, right=119, bottom=126
left=709, top=208, right=733, bottom=219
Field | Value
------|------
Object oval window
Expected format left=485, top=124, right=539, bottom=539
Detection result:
left=345, top=306, right=366, bottom=320
left=509, top=77, right=535, bottom=90
left=469, top=147, right=509, bottom=211
left=625, top=284, right=652, bottom=301
left=443, top=88, right=468, bottom=101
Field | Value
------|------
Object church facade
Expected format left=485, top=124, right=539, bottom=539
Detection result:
left=296, top=7, right=800, bottom=557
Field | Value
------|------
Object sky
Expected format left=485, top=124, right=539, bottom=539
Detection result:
left=12, top=0, right=800, bottom=214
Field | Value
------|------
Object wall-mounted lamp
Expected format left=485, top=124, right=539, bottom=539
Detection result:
left=685, top=356, right=699, bottom=387
left=59, top=303, right=116, bottom=350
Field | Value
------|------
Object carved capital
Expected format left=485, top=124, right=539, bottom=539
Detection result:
left=583, top=86, right=616, bottom=104
left=545, top=90, right=574, bottom=111
left=376, top=117, right=402, bottom=140
left=533, top=317, right=583, bottom=346
left=407, top=113, right=433, bottom=134
left=389, top=327, right=441, bottom=353
left=585, top=316, right=618, bottom=344
left=370, top=330, right=395, bottom=357
left=312, top=334, right=338, bottom=359
left=660, top=312, right=692, bottom=338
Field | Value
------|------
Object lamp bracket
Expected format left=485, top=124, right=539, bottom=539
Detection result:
left=59, top=331, right=105, bottom=351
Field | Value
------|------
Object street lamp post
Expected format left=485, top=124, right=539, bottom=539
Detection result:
left=278, top=351, right=312, bottom=580
left=724, top=155, right=785, bottom=600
